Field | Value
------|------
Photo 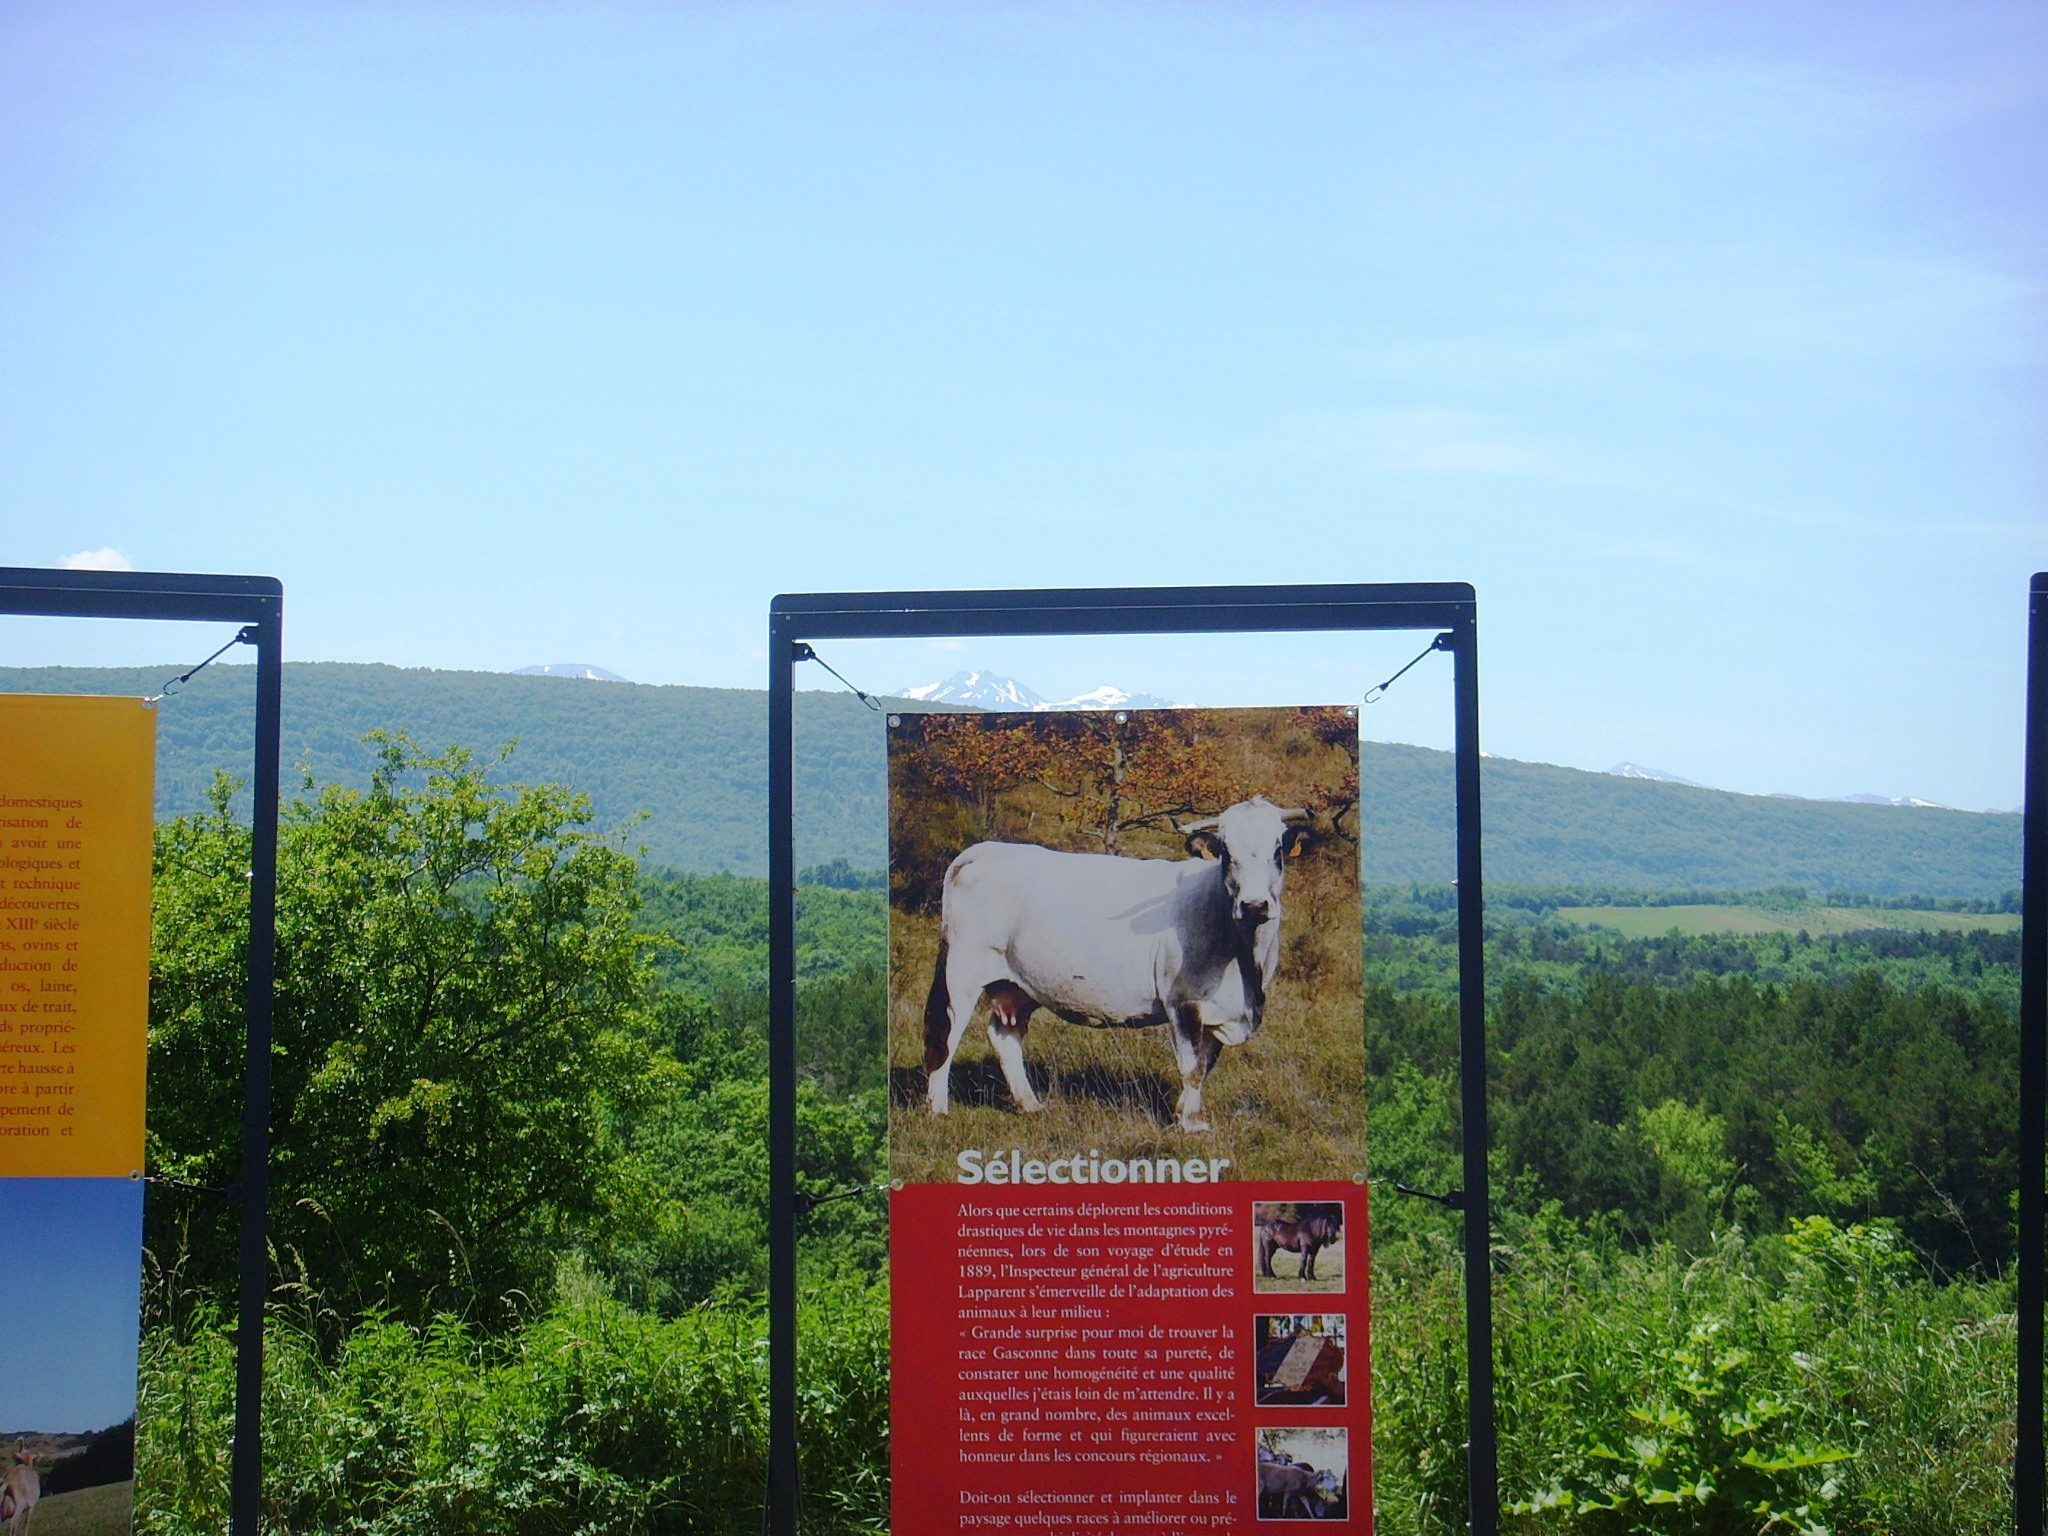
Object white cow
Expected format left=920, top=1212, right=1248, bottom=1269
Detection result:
left=922, top=796, right=1310, bottom=1132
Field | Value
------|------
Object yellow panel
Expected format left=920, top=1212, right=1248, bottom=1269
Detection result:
left=0, top=695, right=155, bottom=1176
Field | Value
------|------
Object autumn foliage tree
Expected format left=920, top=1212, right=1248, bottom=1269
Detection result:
left=911, top=715, right=1052, bottom=836
left=889, top=706, right=1359, bottom=908
left=1030, top=713, right=1252, bottom=852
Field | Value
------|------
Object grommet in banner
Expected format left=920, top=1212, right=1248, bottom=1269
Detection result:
left=890, top=1178, right=906, bottom=1191
left=888, top=714, right=902, bottom=728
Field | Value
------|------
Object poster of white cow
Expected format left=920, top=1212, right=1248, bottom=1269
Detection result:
left=885, top=705, right=1363, bottom=1184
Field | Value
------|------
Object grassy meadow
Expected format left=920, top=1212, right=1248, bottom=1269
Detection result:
left=29, top=1482, right=135, bottom=1536
left=1558, top=902, right=2022, bottom=938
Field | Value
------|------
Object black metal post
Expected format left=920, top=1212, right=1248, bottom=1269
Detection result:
left=232, top=604, right=282, bottom=1536
left=766, top=614, right=801, bottom=1536
left=2019, top=572, right=2046, bottom=1536
left=1451, top=614, right=1497, bottom=1535
left=0, top=567, right=282, bottom=1536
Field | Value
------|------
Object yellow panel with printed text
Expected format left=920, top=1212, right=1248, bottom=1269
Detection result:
left=0, top=694, right=155, bottom=1176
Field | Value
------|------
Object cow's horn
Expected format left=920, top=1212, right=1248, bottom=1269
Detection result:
left=1182, top=815, right=1220, bottom=832
left=1280, top=806, right=1311, bottom=822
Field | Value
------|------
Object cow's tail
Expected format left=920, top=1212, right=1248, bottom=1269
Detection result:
left=923, top=937, right=953, bottom=1073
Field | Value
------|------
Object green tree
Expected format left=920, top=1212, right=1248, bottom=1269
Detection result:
left=148, top=737, right=656, bottom=1321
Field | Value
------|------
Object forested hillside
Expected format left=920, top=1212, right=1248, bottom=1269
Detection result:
left=0, top=661, right=2021, bottom=894
left=0, top=661, right=891, bottom=872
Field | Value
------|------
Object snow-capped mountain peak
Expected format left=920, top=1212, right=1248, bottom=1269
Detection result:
left=1607, top=762, right=1703, bottom=787
left=514, top=663, right=628, bottom=682
left=1612, top=761, right=1951, bottom=808
left=896, top=670, right=1045, bottom=709
left=1047, top=683, right=1176, bottom=711
left=894, top=670, right=1173, bottom=712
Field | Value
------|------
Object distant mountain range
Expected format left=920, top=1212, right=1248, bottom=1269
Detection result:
left=0, top=662, right=2021, bottom=897
left=514, top=663, right=629, bottom=682
left=1607, top=762, right=1704, bottom=788
left=895, top=669, right=1173, bottom=712
left=1606, top=762, right=1974, bottom=812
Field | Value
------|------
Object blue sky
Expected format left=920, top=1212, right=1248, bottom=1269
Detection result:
left=0, top=1178, right=142, bottom=1433
left=1, top=2, right=2041, bottom=809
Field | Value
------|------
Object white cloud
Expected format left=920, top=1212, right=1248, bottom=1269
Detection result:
left=60, top=547, right=133, bottom=572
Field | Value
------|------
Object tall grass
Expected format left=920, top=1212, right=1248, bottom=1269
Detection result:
left=137, top=1272, right=886, bottom=1536
left=138, top=1217, right=2013, bottom=1535
left=1370, top=1214, right=2016, bottom=1535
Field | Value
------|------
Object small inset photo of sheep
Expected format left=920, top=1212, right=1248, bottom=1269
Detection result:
left=1256, top=1426, right=1349, bottom=1521
left=1252, top=1200, right=1345, bottom=1293
left=1254, top=1314, right=1347, bottom=1406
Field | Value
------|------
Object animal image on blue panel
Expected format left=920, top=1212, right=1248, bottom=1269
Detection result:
left=0, top=1177, right=144, bottom=1534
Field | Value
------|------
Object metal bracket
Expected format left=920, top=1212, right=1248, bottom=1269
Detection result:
left=1393, top=1181, right=1466, bottom=1210
left=792, top=1183, right=880, bottom=1217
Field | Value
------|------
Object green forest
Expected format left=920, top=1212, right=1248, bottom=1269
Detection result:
left=0, top=662, right=2022, bottom=896
left=122, top=736, right=2026, bottom=1535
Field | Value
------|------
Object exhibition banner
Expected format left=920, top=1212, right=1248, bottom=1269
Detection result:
left=0, top=694, right=155, bottom=1530
left=889, top=707, right=1369, bottom=1532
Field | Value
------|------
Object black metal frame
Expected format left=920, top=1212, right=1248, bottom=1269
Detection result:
left=765, top=582, right=1494, bottom=1534
left=2021, top=572, right=2046, bottom=1536
left=0, top=566, right=281, bottom=1536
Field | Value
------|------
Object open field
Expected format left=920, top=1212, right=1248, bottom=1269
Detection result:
left=1556, top=903, right=2020, bottom=938
left=31, top=1481, right=133, bottom=1536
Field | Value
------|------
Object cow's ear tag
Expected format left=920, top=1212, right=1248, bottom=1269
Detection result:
left=1288, top=841, right=1303, bottom=858
left=1197, top=844, right=1218, bottom=860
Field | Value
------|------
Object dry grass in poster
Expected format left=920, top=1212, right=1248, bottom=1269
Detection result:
left=886, top=706, right=1363, bottom=1184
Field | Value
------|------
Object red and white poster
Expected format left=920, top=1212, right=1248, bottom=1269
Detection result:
left=888, top=706, right=1368, bottom=1533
